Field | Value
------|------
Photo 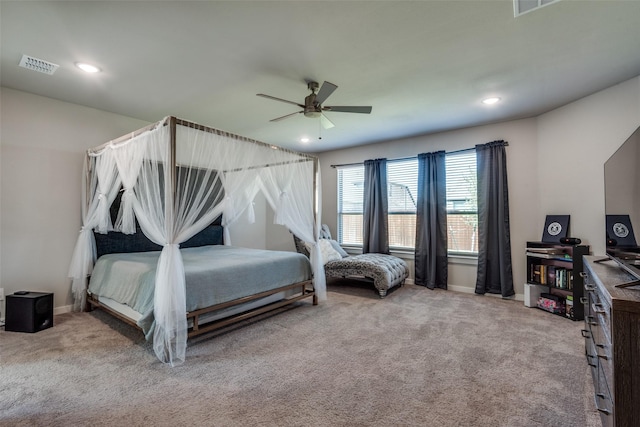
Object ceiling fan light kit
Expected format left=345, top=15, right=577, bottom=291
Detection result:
left=257, top=80, right=372, bottom=130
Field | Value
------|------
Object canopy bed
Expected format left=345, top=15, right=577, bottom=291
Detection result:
left=68, top=116, right=324, bottom=366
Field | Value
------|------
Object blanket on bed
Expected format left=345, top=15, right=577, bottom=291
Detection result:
left=88, top=245, right=312, bottom=335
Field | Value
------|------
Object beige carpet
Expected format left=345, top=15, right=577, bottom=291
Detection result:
left=1, top=282, right=600, bottom=427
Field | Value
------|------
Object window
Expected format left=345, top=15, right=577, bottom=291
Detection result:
left=337, top=151, right=478, bottom=255
left=387, top=159, right=418, bottom=248
left=445, top=151, right=477, bottom=254
left=337, top=165, right=364, bottom=245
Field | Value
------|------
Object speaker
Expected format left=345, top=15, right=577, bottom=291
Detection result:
left=5, top=292, right=54, bottom=333
left=559, top=237, right=582, bottom=245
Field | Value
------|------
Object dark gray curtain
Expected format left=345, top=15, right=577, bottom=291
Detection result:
left=363, top=158, right=389, bottom=254
left=475, top=141, right=514, bottom=297
left=415, top=151, right=448, bottom=289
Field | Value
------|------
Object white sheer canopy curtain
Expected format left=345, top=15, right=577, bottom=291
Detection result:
left=68, top=150, right=121, bottom=311
left=68, top=116, right=321, bottom=366
left=259, top=159, right=326, bottom=301
left=112, top=137, right=147, bottom=234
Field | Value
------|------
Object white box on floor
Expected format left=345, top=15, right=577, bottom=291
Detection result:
left=524, top=283, right=546, bottom=307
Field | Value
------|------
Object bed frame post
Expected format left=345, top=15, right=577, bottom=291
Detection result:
left=168, top=116, right=177, bottom=225
left=313, top=157, right=319, bottom=305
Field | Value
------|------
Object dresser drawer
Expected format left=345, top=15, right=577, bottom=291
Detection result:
left=595, top=362, right=614, bottom=427
left=583, top=257, right=640, bottom=427
left=584, top=332, right=599, bottom=380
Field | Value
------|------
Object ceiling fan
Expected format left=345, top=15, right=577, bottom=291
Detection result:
left=257, top=81, right=372, bottom=129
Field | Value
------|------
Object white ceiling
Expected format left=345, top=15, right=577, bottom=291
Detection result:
left=2, top=1, right=640, bottom=153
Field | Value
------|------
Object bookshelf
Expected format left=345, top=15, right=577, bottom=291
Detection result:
left=526, top=241, right=589, bottom=321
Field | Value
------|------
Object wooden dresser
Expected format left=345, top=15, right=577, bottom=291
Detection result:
left=582, top=256, right=640, bottom=427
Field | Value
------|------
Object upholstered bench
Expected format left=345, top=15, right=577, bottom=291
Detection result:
left=292, top=226, right=409, bottom=298
left=324, top=253, right=409, bottom=297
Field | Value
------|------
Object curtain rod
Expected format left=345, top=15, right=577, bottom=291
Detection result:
left=329, top=140, right=508, bottom=168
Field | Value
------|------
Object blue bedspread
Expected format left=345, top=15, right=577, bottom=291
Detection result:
left=88, top=245, right=312, bottom=335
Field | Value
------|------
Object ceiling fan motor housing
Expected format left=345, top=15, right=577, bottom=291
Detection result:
left=304, top=88, right=322, bottom=117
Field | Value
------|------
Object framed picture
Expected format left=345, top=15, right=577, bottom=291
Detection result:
left=606, top=214, right=637, bottom=247
left=542, top=215, right=570, bottom=243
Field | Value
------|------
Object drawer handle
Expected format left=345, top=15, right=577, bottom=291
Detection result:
left=597, top=353, right=609, bottom=361
left=580, top=297, right=588, bottom=304
left=585, top=353, right=597, bottom=367
left=585, top=316, right=597, bottom=326
left=584, top=284, right=596, bottom=291
left=595, top=394, right=612, bottom=416
left=581, top=329, right=591, bottom=338
left=592, top=303, right=606, bottom=314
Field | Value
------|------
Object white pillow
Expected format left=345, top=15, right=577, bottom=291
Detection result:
left=328, top=239, right=349, bottom=258
left=305, top=240, right=342, bottom=265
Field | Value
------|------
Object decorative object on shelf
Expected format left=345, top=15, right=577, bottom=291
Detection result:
left=537, top=293, right=564, bottom=315
left=559, top=237, right=581, bottom=245
left=605, top=214, right=637, bottom=247
left=542, top=215, right=570, bottom=243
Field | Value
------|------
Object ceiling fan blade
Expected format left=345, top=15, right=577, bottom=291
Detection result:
left=270, top=111, right=303, bottom=122
left=323, top=106, right=372, bottom=114
left=314, top=81, right=338, bottom=105
left=257, top=93, right=304, bottom=108
left=320, top=113, right=335, bottom=129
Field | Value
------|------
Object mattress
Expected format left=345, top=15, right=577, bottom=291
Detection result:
left=88, top=245, right=312, bottom=335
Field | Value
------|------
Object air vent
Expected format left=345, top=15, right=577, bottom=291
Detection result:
left=514, top=0, right=560, bottom=17
left=19, top=55, right=59, bottom=75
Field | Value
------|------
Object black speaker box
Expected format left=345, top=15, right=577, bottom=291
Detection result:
left=5, top=292, right=54, bottom=333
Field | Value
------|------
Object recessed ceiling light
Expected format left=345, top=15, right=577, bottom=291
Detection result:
left=300, top=137, right=310, bottom=143
left=482, top=97, right=501, bottom=105
left=75, top=62, right=101, bottom=73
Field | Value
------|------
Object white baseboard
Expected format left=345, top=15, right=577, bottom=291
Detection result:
left=54, top=305, right=74, bottom=316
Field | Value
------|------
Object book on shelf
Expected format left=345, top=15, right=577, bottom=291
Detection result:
left=529, top=264, right=573, bottom=289
left=547, top=266, right=556, bottom=287
left=526, top=247, right=564, bottom=254
left=526, top=251, right=573, bottom=261
left=565, top=295, right=574, bottom=319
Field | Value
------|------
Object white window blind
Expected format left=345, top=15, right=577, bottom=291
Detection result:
left=337, top=165, right=364, bottom=245
left=446, top=151, right=478, bottom=254
left=336, top=150, right=478, bottom=255
left=387, top=159, right=418, bottom=248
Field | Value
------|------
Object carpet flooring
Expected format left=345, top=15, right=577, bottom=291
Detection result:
left=0, top=282, right=600, bottom=426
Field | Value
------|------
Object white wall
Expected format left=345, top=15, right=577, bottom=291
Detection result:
left=0, top=88, right=150, bottom=313
left=537, top=76, right=640, bottom=256
left=316, top=75, right=640, bottom=298
left=317, top=118, right=540, bottom=297
left=0, top=88, right=279, bottom=314
left=2, top=75, right=639, bottom=312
